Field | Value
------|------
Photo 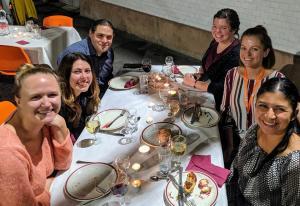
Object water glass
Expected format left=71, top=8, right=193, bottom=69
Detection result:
left=158, top=147, right=171, bottom=176
left=139, top=75, right=148, bottom=94
left=141, top=58, right=151, bottom=73
left=25, top=20, right=34, bottom=32
left=32, top=24, right=41, bottom=39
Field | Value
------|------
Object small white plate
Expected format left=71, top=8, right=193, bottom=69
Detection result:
left=64, top=163, right=118, bottom=201
left=109, top=75, right=139, bottom=90
left=181, top=106, right=220, bottom=128
left=176, top=65, right=198, bottom=75
left=164, top=171, right=218, bottom=206
left=141, top=122, right=182, bottom=147
left=97, top=109, right=129, bottom=131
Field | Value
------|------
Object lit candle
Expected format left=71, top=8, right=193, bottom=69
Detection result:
left=131, top=163, right=141, bottom=171
left=155, top=75, right=161, bottom=81
left=168, top=90, right=177, bottom=96
left=164, top=83, right=169, bottom=88
left=138, top=145, right=150, bottom=154
left=148, top=102, right=155, bottom=108
left=146, top=116, right=153, bottom=124
left=131, top=179, right=142, bottom=192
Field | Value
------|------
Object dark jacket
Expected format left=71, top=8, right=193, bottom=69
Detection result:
left=200, top=39, right=240, bottom=110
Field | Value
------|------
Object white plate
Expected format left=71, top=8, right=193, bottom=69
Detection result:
left=176, top=65, right=198, bottom=75
left=64, top=163, right=118, bottom=201
left=109, top=75, right=139, bottom=90
left=97, top=109, right=129, bottom=131
left=181, top=106, right=220, bottom=128
left=164, top=171, right=218, bottom=206
left=141, top=122, right=182, bottom=147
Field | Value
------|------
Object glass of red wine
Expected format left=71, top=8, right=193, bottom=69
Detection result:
left=110, top=171, right=129, bottom=206
left=141, top=57, right=151, bottom=73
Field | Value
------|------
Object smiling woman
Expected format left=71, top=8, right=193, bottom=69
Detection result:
left=227, top=77, right=300, bottom=205
left=57, top=52, right=100, bottom=141
left=0, top=64, right=73, bottom=205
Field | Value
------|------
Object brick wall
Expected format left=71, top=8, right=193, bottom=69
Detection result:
left=101, top=0, right=300, bottom=55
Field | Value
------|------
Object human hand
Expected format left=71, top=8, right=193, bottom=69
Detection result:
left=47, top=114, right=69, bottom=143
left=183, top=74, right=196, bottom=87
left=194, top=81, right=209, bottom=91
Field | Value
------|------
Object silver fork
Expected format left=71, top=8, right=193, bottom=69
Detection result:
left=102, top=110, right=126, bottom=128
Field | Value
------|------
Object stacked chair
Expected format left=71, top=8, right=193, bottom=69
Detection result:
left=43, top=15, right=73, bottom=27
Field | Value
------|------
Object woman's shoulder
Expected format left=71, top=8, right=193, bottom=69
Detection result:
left=282, top=133, right=300, bottom=156
left=265, top=69, right=284, bottom=78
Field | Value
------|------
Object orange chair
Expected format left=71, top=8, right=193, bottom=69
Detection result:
left=0, top=45, right=32, bottom=76
left=43, top=15, right=73, bottom=27
left=0, top=101, right=16, bottom=124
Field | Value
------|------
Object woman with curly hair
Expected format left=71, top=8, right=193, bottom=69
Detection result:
left=57, top=52, right=100, bottom=141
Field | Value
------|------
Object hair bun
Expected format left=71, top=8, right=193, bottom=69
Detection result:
left=254, top=25, right=268, bottom=34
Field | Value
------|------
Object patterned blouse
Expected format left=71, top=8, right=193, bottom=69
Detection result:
left=227, top=124, right=300, bottom=206
left=220, top=67, right=284, bottom=138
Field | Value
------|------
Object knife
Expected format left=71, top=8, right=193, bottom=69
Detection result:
left=178, top=167, right=184, bottom=206
left=97, top=130, right=125, bottom=136
left=168, top=174, right=194, bottom=206
left=190, top=104, right=198, bottom=124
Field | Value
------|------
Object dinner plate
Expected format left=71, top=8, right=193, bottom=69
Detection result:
left=181, top=106, right=220, bottom=128
left=97, top=109, right=129, bottom=131
left=108, top=75, right=139, bottom=90
left=64, top=163, right=118, bottom=201
left=164, top=171, right=218, bottom=206
left=176, top=65, right=198, bottom=75
left=141, top=122, right=182, bottom=147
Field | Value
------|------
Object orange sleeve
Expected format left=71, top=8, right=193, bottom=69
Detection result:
left=0, top=148, right=50, bottom=206
left=52, top=132, right=73, bottom=170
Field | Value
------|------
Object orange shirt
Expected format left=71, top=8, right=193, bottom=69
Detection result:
left=0, top=125, right=73, bottom=206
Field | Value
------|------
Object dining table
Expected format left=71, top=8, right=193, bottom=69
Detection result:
left=50, top=65, right=228, bottom=206
left=0, top=25, right=82, bottom=69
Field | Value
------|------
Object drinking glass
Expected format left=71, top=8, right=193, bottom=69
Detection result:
left=141, top=57, right=151, bottom=73
left=120, top=109, right=139, bottom=144
left=32, top=24, right=41, bottom=39
left=85, top=114, right=100, bottom=145
left=167, top=99, right=180, bottom=121
left=158, top=147, right=171, bottom=176
left=138, top=74, right=148, bottom=94
left=165, top=56, right=174, bottom=67
left=159, top=88, right=169, bottom=110
left=170, top=135, right=187, bottom=168
left=110, top=170, right=129, bottom=206
left=115, top=155, right=131, bottom=173
left=25, top=20, right=34, bottom=32
left=163, top=56, right=175, bottom=79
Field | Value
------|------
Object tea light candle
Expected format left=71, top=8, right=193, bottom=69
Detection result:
left=155, top=75, right=161, bottom=81
left=148, top=102, right=155, bottom=108
left=138, top=145, right=150, bottom=154
left=168, top=90, right=177, bottom=96
left=146, top=116, right=153, bottom=124
left=131, top=163, right=141, bottom=171
left=164, top=83, right=169, bottom=88
left=131, top=179, right=142, bottom=192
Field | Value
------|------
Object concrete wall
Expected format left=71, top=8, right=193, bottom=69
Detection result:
left=80, top=0, right=296, bottom=69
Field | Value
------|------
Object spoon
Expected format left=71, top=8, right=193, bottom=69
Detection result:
left=77, top=139, right=95, bottom=148
left=76, top=160, right=113, bottom=164
left=150, top=175, right=169, bottom=181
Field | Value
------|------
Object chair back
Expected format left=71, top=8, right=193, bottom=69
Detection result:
left=0, top=45, right=31, bottom=75
left=0, top=101, right=16, bottom=125
left=43, top=15, right=73, bottom=27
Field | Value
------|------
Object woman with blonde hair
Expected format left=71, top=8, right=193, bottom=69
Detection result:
left=0, top=64, right=73, bottom=205
left=57, top=52, right=100, bottom=141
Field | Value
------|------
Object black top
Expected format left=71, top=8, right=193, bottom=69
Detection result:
left=200, top=39, right=240, bottom=110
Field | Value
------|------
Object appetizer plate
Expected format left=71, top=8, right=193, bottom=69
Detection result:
left=64, top=163, right=118, bottom=201
left=96, top=109, right=129, bottom=131
left=176, top=65, right=198, bottom=76
left=109, top=75, right=139, bottom=90
left=141, top=122, right=182, bottom=147
left=181, top=106, right=220, bottom=128
left=164, top=171, right=218, bottom=206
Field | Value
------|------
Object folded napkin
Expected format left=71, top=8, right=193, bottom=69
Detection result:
left=124, top=78, right=137, bottom=88
left=186, top=155, right=230, bottom=187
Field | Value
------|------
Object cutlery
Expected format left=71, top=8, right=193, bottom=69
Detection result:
left=168, top=174, right=194, bottom=206
left=76, top=160, right=113, bottom=164
left=101, top=110, right=126, bottom=129
left=97, top=129, right=125, bottom=136
left=190, top=104, right=198, bottom=124
left=150, top=175, right=169, bottom=182
left=178, top=166, right=184, bottom=206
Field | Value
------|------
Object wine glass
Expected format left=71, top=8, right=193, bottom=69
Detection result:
left=165, top=56, right=174, bottom=67
left=120, top=109, right=139, bottom=144
left=163, top=56, right=175, bottom=79
left=167, top=99, right=180, bottom=122
left=85, top=114, right=100, bottom=145
left=110, top=171, right=129, bottom=206
left=115, top=155, right=131, bottom=173
left=141, top=57, right=151, bottom=73
left=170, top=135, right=187, bottom=168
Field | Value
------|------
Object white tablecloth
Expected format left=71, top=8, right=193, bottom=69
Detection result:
left=50, top=66, right=228, bottom=206
left=0, top=26, right=81, bottom=69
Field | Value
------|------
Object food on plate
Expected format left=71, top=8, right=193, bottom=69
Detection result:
left=157, top=128, right=171, bottom=146
left=200, top=185, right=211, bottom=194
left=198, top=178, right=209, bottom=188
left=198, top=178, right=211, bottom=194
left=184, top=172, right=197, bottom=194
left=124, top=78, right=137, bottom=88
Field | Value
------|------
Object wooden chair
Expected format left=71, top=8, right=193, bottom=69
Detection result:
left=43, top=15, right=73, bottom=27
left=0, top=45, right=32, bottom=76
left=0, top=101, right=16, bottom=125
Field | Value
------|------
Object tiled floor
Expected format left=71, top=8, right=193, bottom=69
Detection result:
left=0, top=2, right=199, bottom=102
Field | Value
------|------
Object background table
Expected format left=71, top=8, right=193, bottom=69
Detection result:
left=50, top=66, right=228, bottom=206
left=0, top=26, right=81, bottom=69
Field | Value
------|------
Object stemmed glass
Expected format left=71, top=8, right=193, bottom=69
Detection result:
left=163, top=56, right=175, bottom=79
left=170, top=135, right=187, bottom=168
left=85, top=114, right=100, bottom=145
left=141, top=57, right=151, bottom=73
left=120, top=109, right=139, bottom=145
left=167, top=99, right=180, bottom=122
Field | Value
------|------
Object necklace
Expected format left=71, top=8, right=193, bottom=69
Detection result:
left=243, top=67, right=265, bottom=112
